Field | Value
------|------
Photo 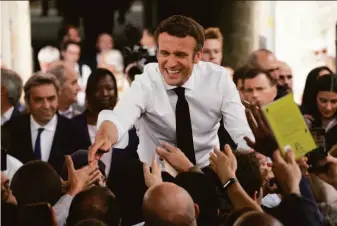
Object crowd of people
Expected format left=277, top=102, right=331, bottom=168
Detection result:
left=1, top=14, right=337, bottom=226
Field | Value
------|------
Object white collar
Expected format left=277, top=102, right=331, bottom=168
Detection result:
left=2, top=106, right=14, bottom=120
left=30, top=114, right=58, bottom=132
left=58, top=105, right=73, bottom=114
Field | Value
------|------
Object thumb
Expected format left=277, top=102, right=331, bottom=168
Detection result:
left=65, top=155, right=75, bottom=175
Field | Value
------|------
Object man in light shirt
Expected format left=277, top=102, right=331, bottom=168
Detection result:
left=47, top=62, right=81, bottom=118
left=89, top=15, right=254, bottom=169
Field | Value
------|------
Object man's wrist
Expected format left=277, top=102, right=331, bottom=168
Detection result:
left=220, top=173, right=236, bottom=185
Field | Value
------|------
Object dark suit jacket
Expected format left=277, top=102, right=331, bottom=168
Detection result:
left=10, top=107, right=21, bottom=120
left=3, top=114, right=89, bottom=174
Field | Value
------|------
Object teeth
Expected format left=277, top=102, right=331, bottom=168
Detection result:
left=167, top=69, right=180, bottom=74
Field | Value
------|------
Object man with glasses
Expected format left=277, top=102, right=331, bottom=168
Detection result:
left=277, top=61, right=293, bottom=93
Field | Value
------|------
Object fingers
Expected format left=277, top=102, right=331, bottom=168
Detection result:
left=244, top=136, right=255, bottom=148
left=272, top=150, right=285, bottom=164
left=88, top=139, right=105, bottom=164
left=143, top=162, right=150, bottom=177
left=156, top=147, right=168, bottom=159
left=87, top=170, right=102, bottom=186
left=152, top=156, right=160, bottom=174
left=245, top=109, right=259, bottom=136
left=284, top=148, right=295, bottom=164
left=224, top=144, right=233, bottom=156
left=65, top=155, right=75, bottom=174
left=252, top=104, right=269, bottom=134
left=162, top=142, right=179, bottom=153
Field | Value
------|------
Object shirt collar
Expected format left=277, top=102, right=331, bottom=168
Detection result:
left=30, top=114, right=58, bottom=132
left=58, top=106, right=73, bottom=118
left=162, top=65, right=196, bottom=91
left=3, top=106, right=14, bottom=120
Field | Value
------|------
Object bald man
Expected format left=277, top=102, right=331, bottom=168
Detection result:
left=247, top=49, right=280, bottom=81
left=277, top=61, right=293, bottom=93
left=142, top=182, right=198, bottom=226
left=234, top=211, right=283, bottom=226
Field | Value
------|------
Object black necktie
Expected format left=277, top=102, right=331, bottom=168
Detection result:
left=34, top=128, right=44, bottom=160
left=174, top=87, right=196, bottom=165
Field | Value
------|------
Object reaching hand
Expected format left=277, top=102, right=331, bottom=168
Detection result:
left=143, top=156, right=163, bottom=188
left=88, top=121, right=115, bottom=164
left=156, top=143, right=194, bottom=173
left=314, top=154, right=337, bottom=188
left=66, top=155, right=101, bottom=196
left=272, top=149, right=301, bottom=196
left=243, top=101, right=278, bottom=158
left=209, top=145, right=237, bottom=184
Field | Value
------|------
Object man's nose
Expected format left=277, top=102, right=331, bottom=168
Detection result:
left=166, top=55, right=178, bottom=67
left=42, top=99, right=50, bottom=108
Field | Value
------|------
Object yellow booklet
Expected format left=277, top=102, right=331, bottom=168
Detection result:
left=262, top=94, right=317, bottom=158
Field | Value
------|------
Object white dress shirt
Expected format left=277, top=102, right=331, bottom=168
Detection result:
left=1, top=106, right=14, bottom=125
left=97, top=62, right=254, bottom=168
left=30, top=115, right=58, bottom=162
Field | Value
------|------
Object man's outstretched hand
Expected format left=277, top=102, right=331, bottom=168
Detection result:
left=88, top=121, right=117, bottom=164
left=243, top=101, right=278, bottom=158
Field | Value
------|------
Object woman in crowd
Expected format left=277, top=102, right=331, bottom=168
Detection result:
left=303, top=73, right=337, bottom=151
left=301, top=66, right=333, bottom=113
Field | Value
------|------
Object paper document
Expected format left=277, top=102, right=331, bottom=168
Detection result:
left=262, top=94, right=317, bottom=158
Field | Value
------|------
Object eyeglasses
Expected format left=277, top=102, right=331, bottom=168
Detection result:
left=279, top=74, right=293, bottom=80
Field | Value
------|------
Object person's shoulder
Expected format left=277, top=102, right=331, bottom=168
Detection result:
left=3, top=114, right=29, bottom=128
left=134, top=62, right=159, bottom=83
left=196, top=61, right=231, bottom=78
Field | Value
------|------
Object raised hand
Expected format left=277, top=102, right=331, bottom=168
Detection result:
left=143, top=156, right=163, bottom=188
left=243, top=101, right=278, bottom=158
left=156, top=143, right=194, bottom=173
left=209, top=144, right=237, bottom=184
left=66, top=155, right=101, bottom=196
left=272, top=149, right=301, bottom=196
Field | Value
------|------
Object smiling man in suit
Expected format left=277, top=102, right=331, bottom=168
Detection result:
left=3, top=72, right=88, bottom=174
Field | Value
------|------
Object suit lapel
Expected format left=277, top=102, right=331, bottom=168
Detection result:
left=48, top=115, right=62, bottom=162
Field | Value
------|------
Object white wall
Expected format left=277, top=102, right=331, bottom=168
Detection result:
left=1, top=1, right=32, bottom=85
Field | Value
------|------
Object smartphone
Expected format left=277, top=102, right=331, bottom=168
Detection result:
left=310, top=128, right=327, bottom=152
left=20, top=202, right=55, bottom=226
left=307, top=127, right=328, bottom=173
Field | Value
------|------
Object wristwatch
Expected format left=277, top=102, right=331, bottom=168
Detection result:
left=223, top=178, right=238, bottom=190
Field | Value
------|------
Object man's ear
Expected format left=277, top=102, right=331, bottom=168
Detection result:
left=194, top=203, right=200, bottom=219
left=193, top=49, right=202, bottom=64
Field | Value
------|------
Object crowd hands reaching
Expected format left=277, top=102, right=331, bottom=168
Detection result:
left=2, top=14, right=337, bottom=226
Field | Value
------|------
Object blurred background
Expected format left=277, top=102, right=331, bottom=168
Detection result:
left=1, top=0, right=337, bottom=103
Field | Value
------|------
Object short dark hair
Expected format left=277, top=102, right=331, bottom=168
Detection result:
left=10, top=160, right=62, bottom=207
left=24, top=72, right=59, bottom=104
left=235, top=152, right=263, bottom=198
left=1, top=68, right=23, bottom=107
left=66, top=186, right=120, bottom=226
left=154, top=15, right=205, bottom=53
left=61, top=40, right=81, bottom=51
left=233, top=65, right=249, bottom=86
left=242, top=68, right=276, bottom=87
